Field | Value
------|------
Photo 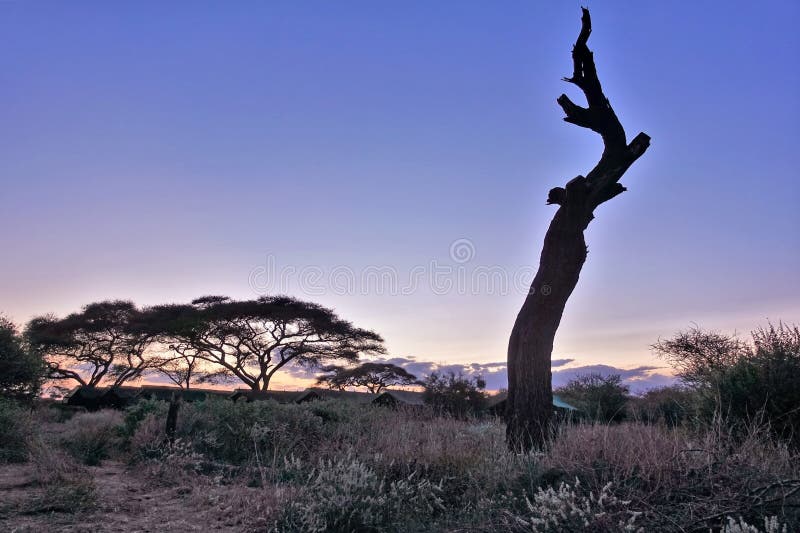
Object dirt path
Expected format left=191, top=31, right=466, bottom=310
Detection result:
left=0, top=461, right=261, bottom=532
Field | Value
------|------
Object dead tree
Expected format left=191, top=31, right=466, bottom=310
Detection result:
left=506, top=8, right=650, bottom=450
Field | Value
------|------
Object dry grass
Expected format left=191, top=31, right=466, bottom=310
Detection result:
left=543, top=420, right=799, bottom=531
left=25, top=438, right=96, bottom=513
left=1, top=400, right=798, bottom=532
left=60, top=409, right=124, bottom=465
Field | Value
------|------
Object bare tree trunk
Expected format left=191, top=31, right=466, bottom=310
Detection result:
left=506, top=8, right=650, bottom=451
left=165, top=392, right=181, bottom=445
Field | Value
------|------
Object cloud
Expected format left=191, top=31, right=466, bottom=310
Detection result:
left=268, top=355, right=676, bottom=393
left=367, top=357, right=674, bottom=393
left=551, top=364, right=675, bottom=393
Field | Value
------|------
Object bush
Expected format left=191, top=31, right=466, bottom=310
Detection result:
left=275, top=457, right=444, bottom=532
left=718, top=324, right=800, bottom=443
left=502, top=479, right=642, bottom=532
left=129, top=412, right=169, bottom=461
left=655, top=323, right=800, bottom=445
left=629, top=386, right=697, bottom=426
left=176, top=398, right=324, bottom=465
left=306, top=398, right=362, bottom=424
left=0, top=397, right=34, bottom=463
left=555, top=374, right=629, bottom=423
left=422, top=371, right=487, bottom=418
left=60, top=409, right=124, bottom=465
left=721, top=516, right=789, bottom=533
left=121, top=398, right=168, bottom=442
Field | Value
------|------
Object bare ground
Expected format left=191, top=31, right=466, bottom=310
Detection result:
left=0, top=461, right=265, bottom=532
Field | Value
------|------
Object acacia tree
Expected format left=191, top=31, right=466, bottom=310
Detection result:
left=137, top=304, right=214, bottom=389
left=25, top=301, right=156, bottom=388
left=506, top=9, right=650, bottom=450
left=150, top=346, right=206, bottom=389
left=652, top=327, right=751, bottom=388
left=146, top=295, right=385, bottom=391
left=316, top=362, right=418, bottom=393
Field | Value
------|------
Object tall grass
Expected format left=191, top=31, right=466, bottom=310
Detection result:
left=26, top=438, right=96, bottom=513
left=116, top=399, right=800, bottom=531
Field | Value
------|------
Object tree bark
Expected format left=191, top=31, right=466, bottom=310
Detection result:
left=506, top=8, right=650, bottom=451
left=165, top=391, right=181, bottom=445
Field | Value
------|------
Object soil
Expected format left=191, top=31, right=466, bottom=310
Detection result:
left=0, top=460, right=264, bottom=532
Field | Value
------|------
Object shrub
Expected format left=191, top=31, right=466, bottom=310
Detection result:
left=503, top=479, right=642, bottom=532
left=0, top=397, right=34, bottom=463
left=555, top=374, right=629, bottom=423
left=275, top=457, right=443, bottom=532
left=718, top=324, right=800, bottom=443
left=422, top=371, right=487, bottom=418
left=129, top=412, right=169, bottom=461
left=60, top=409, right=124, bottom=465
left=306, top=398, right=362, bottom=424
left=121, top=398, right=168, bottom=442
left=721, top=516, right=788, bottom=533
left=655, top=323, right=800, bottom=445
left=152, top=438, right=210, bottom=477
left=653, top=326, right=750, bottom=388
left=176, top=398, right=324, bottom=465
left=628, top=386, right=697, bottom=426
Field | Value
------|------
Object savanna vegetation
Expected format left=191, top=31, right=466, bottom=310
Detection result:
left=1, top=305, right=799, bottom=531
left=1, top=4, right=794, bottom=532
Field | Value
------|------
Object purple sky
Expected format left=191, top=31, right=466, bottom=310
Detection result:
left=1, top=1, right=798, bottom=387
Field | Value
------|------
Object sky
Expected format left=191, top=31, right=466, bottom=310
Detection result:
left=1, top=1, right=798, bottom=391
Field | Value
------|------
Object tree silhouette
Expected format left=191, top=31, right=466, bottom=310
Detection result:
left=26, top=301, right=156, bottom=388
left=136, top=304, right=214, bottom=389
left=506, top=9, right=650, bottom=450
left=316, top=362, right=418, bottom=394
left=145, top=295, right=385, bottom=391
left=153, top=350, right=206, bottom=389
left=0, top=315, right=45, bottom=402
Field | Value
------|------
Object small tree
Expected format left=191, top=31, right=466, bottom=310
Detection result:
left=555, top=373, right=629, bottom=423
left=0, top=316, right=45, bottom=402
left=26, top=301, right=156, bottom=388
left=145, top=295, right=385, bottom=391
left=316, top=362, right=418, bottom=393
left=652, top=327, right=750, bottom=388
left=422, top=371, right=487, bottom=418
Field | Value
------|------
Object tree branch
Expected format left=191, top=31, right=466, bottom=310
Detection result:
left=552, top=7, right=650, bottom=214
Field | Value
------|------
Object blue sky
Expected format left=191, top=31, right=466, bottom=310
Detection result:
left=1, top=1, right=798, bottom=386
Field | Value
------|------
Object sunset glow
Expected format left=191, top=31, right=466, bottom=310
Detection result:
left=1, top=1, right=797, bottom=392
